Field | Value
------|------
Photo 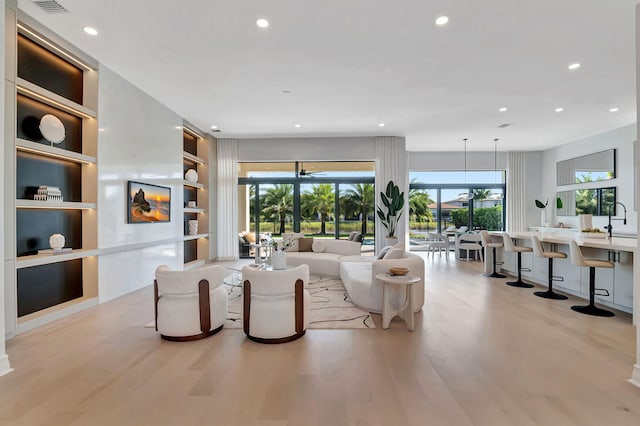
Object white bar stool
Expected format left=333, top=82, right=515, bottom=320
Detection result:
left=530, top=236, right=568, bottom=300
left=480, top=230, right=505, bottom=278
left=502, top=233, right=533, bottom=288
left=568, top=240, right=614, bottom=317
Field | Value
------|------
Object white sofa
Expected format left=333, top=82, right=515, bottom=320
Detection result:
left=286, top=239, right=363, bottom=276
left=340, top=251, right=425, bottom=314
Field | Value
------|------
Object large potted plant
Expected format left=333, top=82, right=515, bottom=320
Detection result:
left=376, top=180, right=405, bottom=245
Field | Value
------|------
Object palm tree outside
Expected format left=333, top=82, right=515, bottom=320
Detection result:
left=343, top=183, right=374, bottom=235
left=261, top=184, right=294, bottom=234
left=301, top=184, right=335, bottom=235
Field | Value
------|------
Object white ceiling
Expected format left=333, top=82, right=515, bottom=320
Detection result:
left=17, top=0, right=639, bottom=151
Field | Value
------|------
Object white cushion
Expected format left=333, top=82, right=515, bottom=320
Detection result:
left=383, top=248, right=404, bottom=260
left=319, top=239, right=362, bottom=256
left=312, top=239, right=327, bottom=253
left=286, top=252, right=343, bottom=276
left=377, top=245, right=392, bottom=259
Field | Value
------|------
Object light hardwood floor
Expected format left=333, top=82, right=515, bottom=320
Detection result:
left=0, top=255, right=638, bottom=425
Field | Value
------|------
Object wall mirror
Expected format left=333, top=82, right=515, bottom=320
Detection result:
left=556, top=187, right=616, bottom=216
left=556, top=149, right=616, bottom=186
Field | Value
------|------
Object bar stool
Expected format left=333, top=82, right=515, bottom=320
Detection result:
left=530, top=236, right=568, bottom=300
left=502, top=233, right=533, bottom=288
left=569, top=240, right=614, bottom=317
left=480, top=230, right=505, bottom=278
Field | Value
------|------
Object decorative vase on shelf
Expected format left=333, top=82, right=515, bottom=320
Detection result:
left=49, top=233, right=65, bottom=250
left=185, top=169, right=198, bottom=183
left=540, top=210, right=546, bottom=227
left=271, top=249, right=287, bottom=270
left=188, top=220, right=198, bottom=236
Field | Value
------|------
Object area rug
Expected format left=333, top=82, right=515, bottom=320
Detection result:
left=225, top=275, right=375, bottom=329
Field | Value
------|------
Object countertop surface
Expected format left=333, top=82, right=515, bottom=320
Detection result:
left=489, top=231, right=638, bottom=252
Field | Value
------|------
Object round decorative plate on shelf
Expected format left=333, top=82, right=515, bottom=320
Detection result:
left=185, top=168, right=198, bottom=183
left=39, top=114, right=66, bottom=144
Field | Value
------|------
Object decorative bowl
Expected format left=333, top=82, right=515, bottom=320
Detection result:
left=39, top=114, right=66, bottom=144
left=389, top=267, right=409, bottom=276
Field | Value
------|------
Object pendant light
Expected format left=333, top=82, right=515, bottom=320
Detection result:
left=463, top=138, right=474, bottom=200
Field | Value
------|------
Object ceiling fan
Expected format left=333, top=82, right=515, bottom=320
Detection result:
left=296, top=162, right=324, bottom=177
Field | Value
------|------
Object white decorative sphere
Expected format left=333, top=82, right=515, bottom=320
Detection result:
left=49, top=233, right=65, bottom=250
left=39, top=114, right=66, bottom=144
left=185, top=169, right=198, bottom=183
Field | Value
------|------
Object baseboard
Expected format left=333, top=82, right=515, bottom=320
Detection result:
left=0, top=354, right=13, bottom=377
left=629, top=364, right=640, bottom=388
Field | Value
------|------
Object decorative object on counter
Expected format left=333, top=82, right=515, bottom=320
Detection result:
left=579, top=229, right=608, bottom=239
left=376, top=180, right=405, bottom=241
left=39, top=114, right=66, bottom=144
left=578, top=214, right=593, bottom=230
left=184, top=168, right=198, bottom=183
left=48, top=233, right=65, bottom=250
left=187, top=201, right=196, bottom=208
left=270, top=239, right=292, bottom=270
left=33, top=185, right=63, bottom=202
left=535, top=198, right=548, bottom=227
left=188, top=220, right=198, bottom=236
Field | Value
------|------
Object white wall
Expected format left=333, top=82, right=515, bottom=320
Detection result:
left=0, top=0, right=11, bottom=376
left=540, top=124, right=637, bottom=234
left=409, top=151, right=507, bottom=171
left=238, top=137, right=376, bottom=162
left=97, top=65, right=184, bottom=302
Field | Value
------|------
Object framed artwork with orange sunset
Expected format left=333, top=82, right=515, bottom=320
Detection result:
left=127, top=181, right=171, bottom=223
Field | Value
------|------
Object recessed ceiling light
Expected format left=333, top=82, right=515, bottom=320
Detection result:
left=378, top=123, right=385, bottom=127
left=609, top=107, right=619, bottom=112
left=83, top=27, right=98, bottom=36
left=282, top=90, right=291, bottom=94
left=499, top=107, right=508, bottom=112
left=555, top=107, right=564, bottom=112
left=211, top=125, right=218, bottom=130
left=256, top=18, right=269, bottom=28
left=435, top=16, right=449, bottom=26
left=568, top=63, right=581, bottom=70
left=294, top=124, right=301, bottom=128
left=174, top=126, right=183, bottom=130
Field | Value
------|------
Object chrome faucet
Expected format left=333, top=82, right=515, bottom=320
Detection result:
left=605, top=201, right=627, bottom=238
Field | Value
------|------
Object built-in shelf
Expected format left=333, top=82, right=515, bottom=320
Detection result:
left=183, top=234, right=209, bottom=241
left=183, top=180, right=205, bottom=189
left=16, top=296, right=99, bottom=333
left=16, top=77, right=96, bottom=119
left=183, top=207, right=205, bottom=213
left=16, top=138, right=96, bottom=164
left=16, top=199, right=96, bottom=210
left=16, top=248, right=99, bottom=269
left=183, top=151, right=205, bottom=165
left=184, top=259, right=206, bottom=271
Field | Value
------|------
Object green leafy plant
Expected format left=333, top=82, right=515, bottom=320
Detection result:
left=376, top=181, right=405, bottom=237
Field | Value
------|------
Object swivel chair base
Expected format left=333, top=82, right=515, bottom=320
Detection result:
left=484, top=271, right=507, bottom=278
left=571, top=304, right=614, bottom=317
left=506, top=280, right=534, bottom=288
left=534, top=290, right=568, bottom=300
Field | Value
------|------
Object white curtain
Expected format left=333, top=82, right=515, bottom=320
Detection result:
left=506, top=151, right=526, bottom=232
left=375, top=137, right=408, bottom=254
left=216, top=139, right=239, bottom=260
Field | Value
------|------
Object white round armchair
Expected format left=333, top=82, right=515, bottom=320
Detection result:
left=154, top=264, right=228, bottom=341
left=242, top=264, right=310, bottom=344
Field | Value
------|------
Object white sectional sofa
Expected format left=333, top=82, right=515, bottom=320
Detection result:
left=340, top=251, right=425, bottom=314
left=283, top=236, right=425, bottom=314
left=286, top=238, right=362, bottom=276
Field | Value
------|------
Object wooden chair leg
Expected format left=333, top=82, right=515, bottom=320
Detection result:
left=243, top=280, right=251, bottom=335
left=198, top=279, right=211, bottom=333
left=295, top=279, right=304, bottom=334
left=154, top=279, right=159, bottom=332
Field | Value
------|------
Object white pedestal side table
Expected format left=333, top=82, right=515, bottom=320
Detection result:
left=375, top=273, right=421, bottom=331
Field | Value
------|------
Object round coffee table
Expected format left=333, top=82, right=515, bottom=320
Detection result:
left=375, top=273, right=421, bottom=331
